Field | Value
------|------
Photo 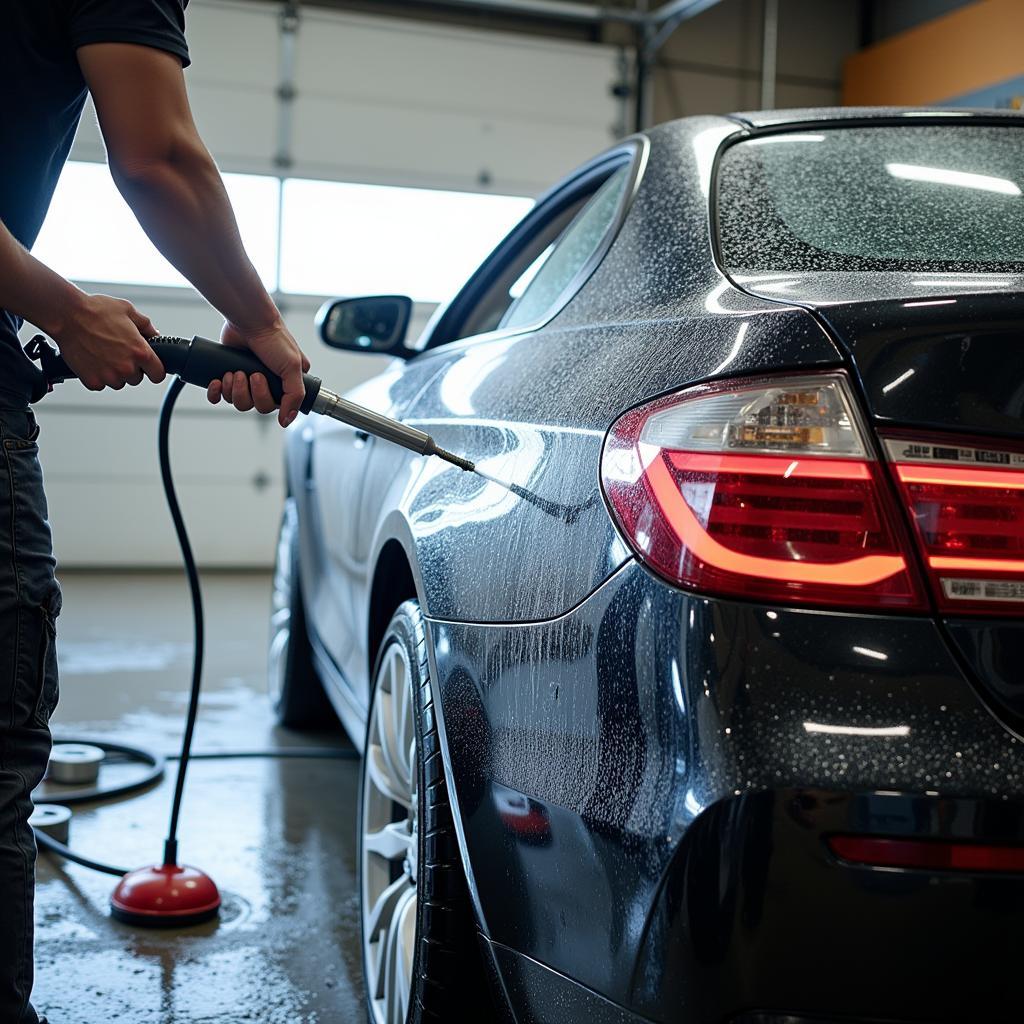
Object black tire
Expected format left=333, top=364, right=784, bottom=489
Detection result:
left=268, top=497, right=335, bottom=729
left=359, top=600, right=492, bottom=1023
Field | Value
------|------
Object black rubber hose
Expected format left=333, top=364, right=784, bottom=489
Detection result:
left=158, top=376, right=203, bottom=869
left=35, top=832, right=129, bottom=878
left=35, top=741, right=357, bottom=877
left=36, top=738, right=358, bottom=805
left=37, top=738, right=165, bottom=805
left=178, top=749, right=358, bottom=761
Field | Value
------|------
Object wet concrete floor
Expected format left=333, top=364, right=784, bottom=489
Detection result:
left=33, top=572, right=365, bottom=1024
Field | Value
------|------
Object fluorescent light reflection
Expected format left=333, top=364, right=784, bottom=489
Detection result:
left=886, top=162, right=1021, bottom=196
left=671, top=659, right=686, bottom=713
left=852, top=645, right=889, bottom=661
left=882, top=368, right=915, bottom=394
left=748, top=134, right=826, bottom=145
left=710, top=321, right=749, bottom=375
left=804, top=722, right=909, bottom=737
left=683, top=789, right=704, bottom=818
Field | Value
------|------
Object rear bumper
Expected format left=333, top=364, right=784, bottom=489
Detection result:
left=633, top=788, right=1024, bottom=1024
left=427, top=560, right=1024, bottom=1024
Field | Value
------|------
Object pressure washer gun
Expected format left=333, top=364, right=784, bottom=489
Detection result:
left=25, top=333, right=473, bottom=472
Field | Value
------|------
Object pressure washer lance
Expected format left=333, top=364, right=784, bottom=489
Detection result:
left=25, top=332, right=475, bottom=472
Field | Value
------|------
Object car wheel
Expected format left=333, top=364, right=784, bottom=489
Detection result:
left=268, top=497, right=333, bottom=728
left=360, top=600, right=489, bottom=1023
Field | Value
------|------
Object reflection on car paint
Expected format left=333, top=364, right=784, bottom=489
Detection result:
left=494, top=784, right=553, bottom=847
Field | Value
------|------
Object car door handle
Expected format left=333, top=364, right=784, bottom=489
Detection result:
left=354, top=429, right=371, bottom=445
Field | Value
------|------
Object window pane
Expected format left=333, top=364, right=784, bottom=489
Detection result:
left=280, top=179, right=533, bottom=303
left=509, top=244, right=554, bottom=300
left=718, top=125, right=1024, bottom=273
left=32, top=161, right=280, bottom=289
left=501, top=166, right=629, bottom=330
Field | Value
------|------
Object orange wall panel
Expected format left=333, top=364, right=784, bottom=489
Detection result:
left=844, top=0, right=1024, bottom=106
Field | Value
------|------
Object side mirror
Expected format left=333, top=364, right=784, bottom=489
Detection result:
left=315, top=295, right=414, bottom=358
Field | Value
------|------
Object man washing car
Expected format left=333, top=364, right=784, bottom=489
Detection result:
left=1, top=3, right=307, bottom=1020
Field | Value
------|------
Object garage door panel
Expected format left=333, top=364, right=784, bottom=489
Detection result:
left=185, top=2, right=279, bottom=90
left=47, top=478, right=284, bottom=567
left=38, top=406, right=283, bottom=482
left=292, top=96, right=604, bottom=193
left=187, top=83, right=278, bottom=168
left=296, top=11, right=615, bottom=127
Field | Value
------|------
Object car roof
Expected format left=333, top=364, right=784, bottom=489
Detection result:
left=727, top=106, right=1024, bottom=129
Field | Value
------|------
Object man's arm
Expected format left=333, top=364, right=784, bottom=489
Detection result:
left=77, top=43, right=309, bottom=426
left=0, top=218, right=165, bottom=390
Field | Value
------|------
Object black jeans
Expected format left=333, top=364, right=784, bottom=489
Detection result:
left=0, top=405, right=60, bottom=1024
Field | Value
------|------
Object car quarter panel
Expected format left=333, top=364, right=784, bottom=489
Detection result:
left=310, top=118, right=847, bottom=701
left=425, top=560, right=1024, bottom=1020
left=388, top=117, right=844, bottom=626
left=397, top=303, right=835, bottom=629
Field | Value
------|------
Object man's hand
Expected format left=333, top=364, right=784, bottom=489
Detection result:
left=51, top=293, right=166, bottom=391
left=206, top=321, right=310, bottom=427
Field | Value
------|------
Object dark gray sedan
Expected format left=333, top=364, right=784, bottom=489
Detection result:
left=271, top=108, right=1024, bottom=1024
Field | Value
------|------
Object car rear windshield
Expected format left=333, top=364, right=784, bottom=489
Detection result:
left=716, top=124, right=1024, bottom=274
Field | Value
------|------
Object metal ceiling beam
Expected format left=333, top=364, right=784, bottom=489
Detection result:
left=634, top=0, right=725, bottom=130
left=407, top=0, right=645, bottom=24
left=289, top=0, right=729, bottom=29
left=648, top=0, right=723, bottom=24
left=760, top=0, right=778, bottom=108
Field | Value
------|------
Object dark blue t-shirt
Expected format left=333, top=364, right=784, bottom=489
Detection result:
left=1, top=1, right=189, bottom=401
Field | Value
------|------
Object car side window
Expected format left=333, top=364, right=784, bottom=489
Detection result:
left=448, top=200, right=587, bottom=342
left=427, top=152, right=638, bottom=348
left=499, top=165, right=631, bottom=331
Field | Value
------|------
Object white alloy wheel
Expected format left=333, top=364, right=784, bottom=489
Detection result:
left=267, top=499, right=297, bottom=709
left=361, top=640, right=419, bottom=1024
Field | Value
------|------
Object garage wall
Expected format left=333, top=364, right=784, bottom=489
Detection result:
left=844, top=0, right=1024, bottom=107
left=869, top=0, right=970, bottom=39
left=652, top=0, right=861, bottom=120
left=31, top=0, right=621, bottom=568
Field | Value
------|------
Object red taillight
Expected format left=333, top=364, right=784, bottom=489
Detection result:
left=601, top=374, right=926, bottom=610
left=885, top=436, right=1024, bottom=614
left=829, top=835, right=1024, bottom=874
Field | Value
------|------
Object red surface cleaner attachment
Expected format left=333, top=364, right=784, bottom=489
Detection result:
left=111, top=861, right=221, bottom=928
